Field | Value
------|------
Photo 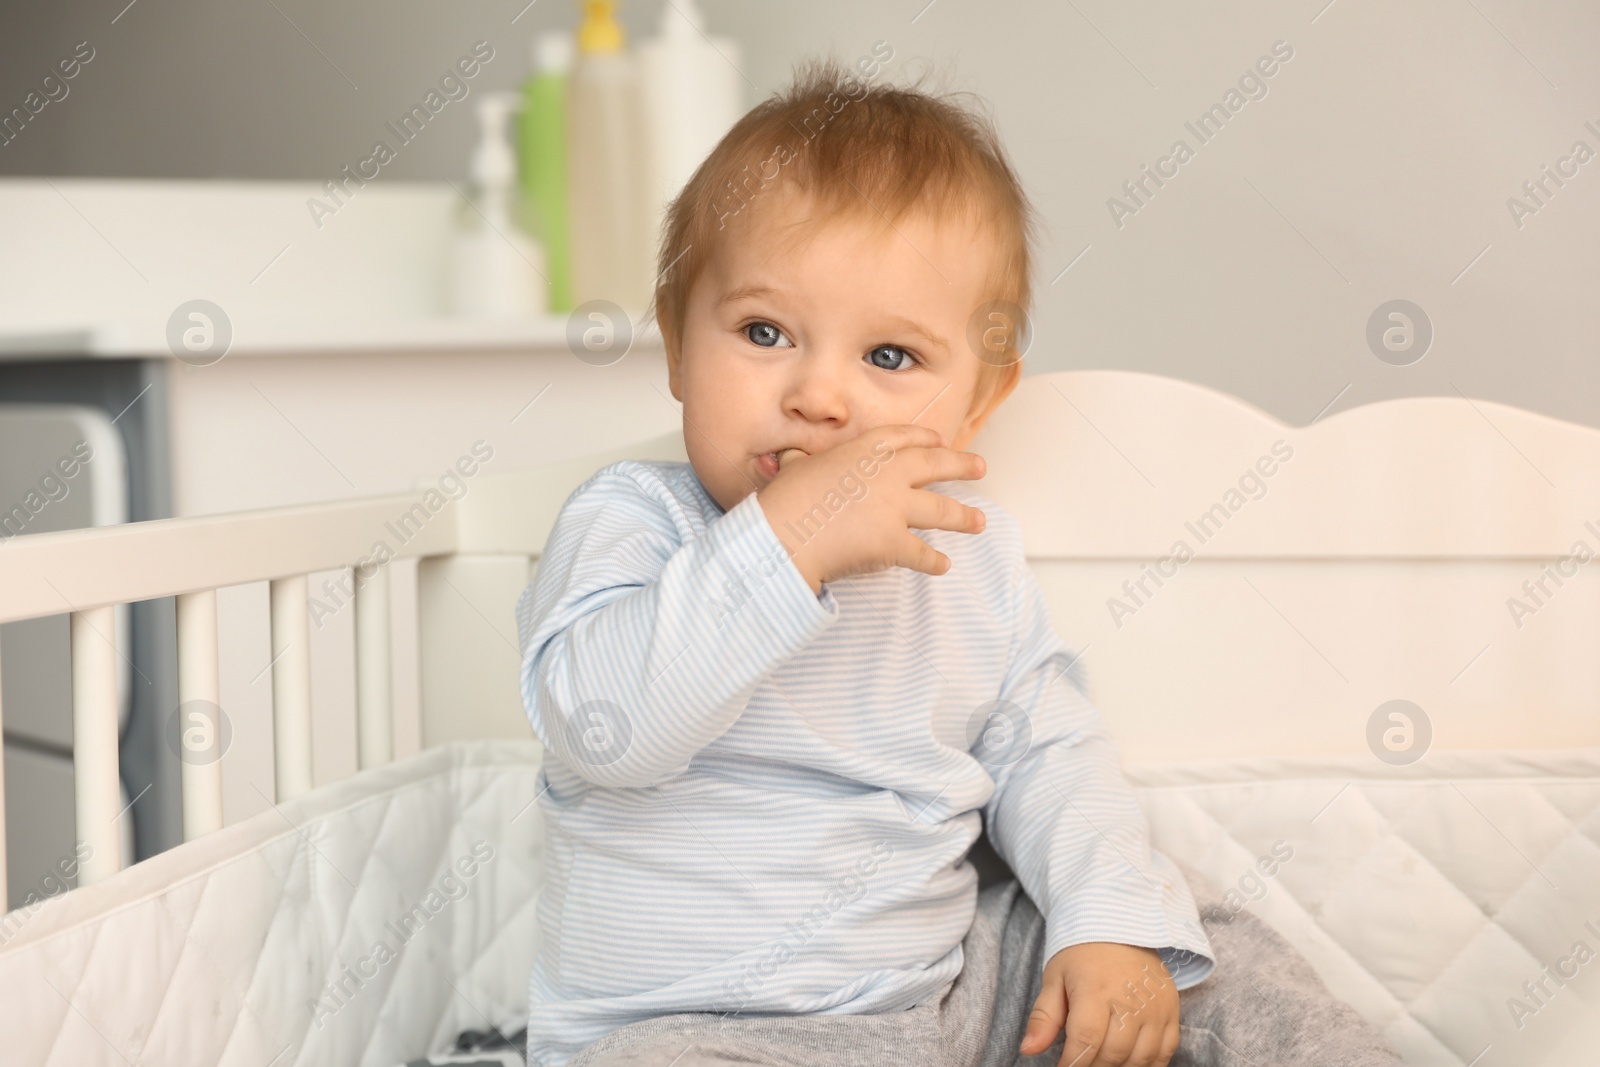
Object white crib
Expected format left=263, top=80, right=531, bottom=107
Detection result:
left=0, top=370, right=1596, bottom=1066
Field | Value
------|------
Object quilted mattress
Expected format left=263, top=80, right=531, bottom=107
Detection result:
left=1, top=741, right=1596, bottom=1066
left=1134, top=748, right=1600, bottom=1067
left=0, top=741, right=546, bottom=1067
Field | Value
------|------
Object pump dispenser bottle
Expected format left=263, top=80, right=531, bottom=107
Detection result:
left=447, top=92, right=547, bottom=317
left=521, top=31, right=574, bottom=313
left=566, top=0, right=651, bottom=312
left=637, top=0, right=742, bottom=249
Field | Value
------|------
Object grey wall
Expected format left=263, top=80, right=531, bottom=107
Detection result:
left=3, top=0, right=1596, bottom=430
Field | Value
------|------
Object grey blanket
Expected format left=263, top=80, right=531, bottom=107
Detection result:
left=559, top=863, right=1405, bottom=1067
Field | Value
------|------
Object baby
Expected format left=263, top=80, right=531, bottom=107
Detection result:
left=515, top=60, right=1215, bottom=1067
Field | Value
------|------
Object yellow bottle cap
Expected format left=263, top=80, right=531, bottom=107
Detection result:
left=578, top=0, right=624, bottom=53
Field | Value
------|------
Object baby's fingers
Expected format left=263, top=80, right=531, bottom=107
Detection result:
left=1157, top=1017, right=1179, bottom=1067
left=1018, top=973, right=1066, bottom=1057
left=890, top=531, right=951, bottom=578
left=1060, top=1000, right=1109, bottom=1067
left=1124, top=1018, right=1168, bottom=1067
left=890, top=492, right=985, bottom=579
left=905, top=489, right=986, bottom=536
left=903, top=445, right=986, bottom=488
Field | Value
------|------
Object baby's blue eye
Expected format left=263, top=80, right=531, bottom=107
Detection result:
left=867, top=344, right=915, bottom=371
left=745, top=322, right=789, bottom=348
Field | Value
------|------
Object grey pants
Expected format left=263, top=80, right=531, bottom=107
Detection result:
left=563, top=864, right=1404, bottom=1067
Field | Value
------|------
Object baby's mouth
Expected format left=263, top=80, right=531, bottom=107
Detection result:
left=757, top=449, right=808, bottom=477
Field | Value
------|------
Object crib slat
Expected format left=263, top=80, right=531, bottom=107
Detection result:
left=269, top=576, right=314, bottom=801
left=354, top=563, right=393, bottom=769
left=176, top=589, right=225, bottom=840
left=71, top=606, right=122, bottom=886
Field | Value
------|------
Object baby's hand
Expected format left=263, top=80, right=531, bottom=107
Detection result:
left=1020, top=942, right=1178, bottom=1067
left=756, top=424, right=986, bottom=594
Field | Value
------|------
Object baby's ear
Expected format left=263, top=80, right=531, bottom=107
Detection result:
left=663, top=335, right=685, bottom=400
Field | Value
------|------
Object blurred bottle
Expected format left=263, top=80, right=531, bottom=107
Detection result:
left=566, top=0, right=651, bottom=312
left=521, top=31, right=574, bottom=313
left=447, top=92, right=547, bottom=317
left=637, top=0, right=742, bottom=255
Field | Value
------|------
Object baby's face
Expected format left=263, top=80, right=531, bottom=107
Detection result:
left=667, top=188, right=1016, bottom=513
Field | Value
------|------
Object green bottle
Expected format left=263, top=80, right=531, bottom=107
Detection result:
left=521, top=31, right=574, bottom=312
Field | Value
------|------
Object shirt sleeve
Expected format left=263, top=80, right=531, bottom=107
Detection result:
left=978, top=554, right=1215, bottom=989
left=515, top=464, right=839, bottom=789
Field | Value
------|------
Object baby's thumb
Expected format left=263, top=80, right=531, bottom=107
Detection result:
left=1018, top=977, right=1065, bottom=1056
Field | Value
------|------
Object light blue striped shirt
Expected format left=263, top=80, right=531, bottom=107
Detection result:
left=516, top=460, right=1214, bottom=1066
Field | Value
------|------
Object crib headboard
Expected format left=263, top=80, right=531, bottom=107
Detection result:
left=3, top=369, right=1596, bottom=895
left=972, top=372, right=1600, bottom=763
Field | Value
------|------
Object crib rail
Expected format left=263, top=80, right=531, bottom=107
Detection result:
left=0, top=430, right=687, bottom=897
left=0, top=489, right=460, bottom=887
left=0, top=493, right=458, bottom=627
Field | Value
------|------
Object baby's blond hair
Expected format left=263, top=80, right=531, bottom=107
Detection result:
left=649, top=54, right=1038, bottom=407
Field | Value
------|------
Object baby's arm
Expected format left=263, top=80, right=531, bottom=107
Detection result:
left=515, top=463, right=837, bottom=787
left=979, top=538, right=1213, bottom=1064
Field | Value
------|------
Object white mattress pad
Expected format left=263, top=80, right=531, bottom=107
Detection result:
left=3, top=741, right=1595, bottom=1066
